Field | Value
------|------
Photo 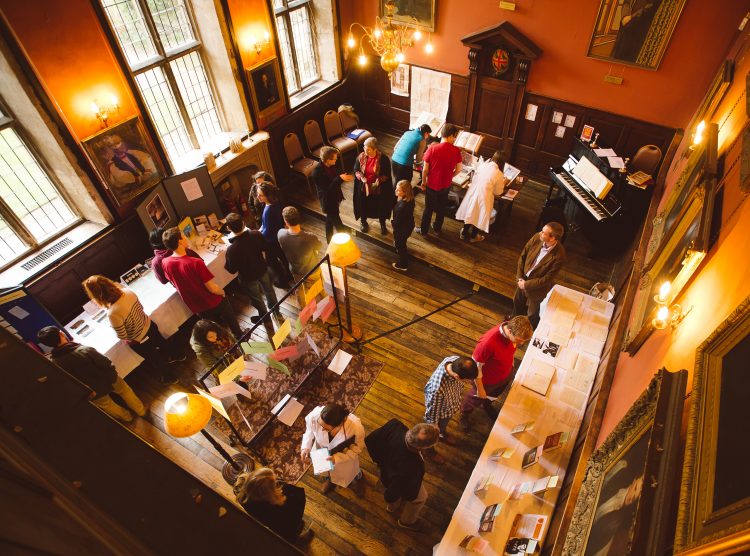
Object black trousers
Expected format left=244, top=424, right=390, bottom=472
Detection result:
left=392, top=161, right=413, bottom=185
left=129, top=321, right=176, bottom=379
left=200, top=297, right=242, bottom=338
left=462, top=223, right=479, bottom=239
left=266, top=240, right=293, bottom=285
left=512, top=287, right=541, bottom=329
left=420, top=187, right=450, bottom=232
left=393, top=227, right=413, bottom=268
left=324, top=208, right=346, bottom=243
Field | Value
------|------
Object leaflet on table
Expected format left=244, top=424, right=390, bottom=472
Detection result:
left=576, top=321, right=609, bottom=343
left=242, top=341, right=273, bottom=355
left=520, top=358, right=555, bottom=396
left=272, top=318, right=292, bottom=349
left=271, top=394, right=304, bottom=426
left=240, top=360, right=267, bottom=381
left=328, top=349, right=353, bottom=375
left=554, top=347, right=579, bottom=371
left=310, top=448, right=333, bottom=475
left=572, top=353, right=598, bottom=383
left=267, top=355, right=290, bottom=375
left=569, top=333, right=605, bottom=357
left=299, top=298, right=317, bottom=326
left=304, top=278, right=324, bottom=304
left=209, top=381, right=252, bottom=400
left=588, top=296, right=614, bottom=317
left=195, top=387, right=230, bottom=420
left=217, top=356, right=245, bottom=384
left=558, top=385, right=588, bottom=410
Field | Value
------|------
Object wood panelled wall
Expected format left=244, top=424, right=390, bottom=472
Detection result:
left=354, top=65, right=676, bottom=181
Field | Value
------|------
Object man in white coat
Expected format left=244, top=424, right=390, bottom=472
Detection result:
left=300, top=404, right=366, bottom=496
left=454, top=151, right=508, bottom=243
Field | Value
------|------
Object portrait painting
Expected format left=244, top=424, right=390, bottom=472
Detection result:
left=135, top=183, right=177, bottom=234
left=564, top=368, right=687, bottom=556
left=82, top=116, right=163, bottom=205
left=587, top=0, right=686, bottom=70
left=247, top=58, right=284, bottom=122
left=381, top=0, right=436, bottom=32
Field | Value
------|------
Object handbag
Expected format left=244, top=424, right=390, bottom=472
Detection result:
left=328, top=422, right=356, bottom=456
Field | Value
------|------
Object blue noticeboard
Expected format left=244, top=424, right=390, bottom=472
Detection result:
left=0, top=287, right=65, bottom=352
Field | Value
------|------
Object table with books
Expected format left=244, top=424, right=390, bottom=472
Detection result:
left=436, top=285, right=614, bottom=555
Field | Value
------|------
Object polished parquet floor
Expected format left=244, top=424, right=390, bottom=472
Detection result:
left=124, top=133, right=619, bottom=555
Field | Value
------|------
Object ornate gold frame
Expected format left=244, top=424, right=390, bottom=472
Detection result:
left=674, top=295, right=750, bottom=555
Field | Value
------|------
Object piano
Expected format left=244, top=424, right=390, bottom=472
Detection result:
left=549, top=138, right=651, bottom=256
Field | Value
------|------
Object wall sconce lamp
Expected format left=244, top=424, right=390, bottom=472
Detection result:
left=689, top=120, right=706, bottom=151
left=91, top=96, right=119, bottom=129
left=651, top=281, right=692, bottom=330
left=249, top=30, right=271, bottom=55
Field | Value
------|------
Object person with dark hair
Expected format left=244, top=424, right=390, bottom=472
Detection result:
left=311, top=146, right=352, bottom=242
left=391, top=179, right=415, bottom=272
left=82, top=275, right=179, bottom=384
left=224, top=212, right=279, bottom=333
left=300, top=403, right=366, bottom=496
left=249, top=172, right=275, bottom=226
left=455, top=151, right=508, bottom=243
left=512, top=223, right=567, bottom=328
left=149, top=226, right=200, bottom=285
left=189, top=319, right=237, bottom=372
left=366, top=419, right=439, bottom=530
left=37, top=326, right=146, bottom=422
left=416, top=124, right=463, bottom=237
left=423, top=355, right=478, bottom=462
left=353, top=137, right=394, bottom=235
left=277, top=206, right=322, bottom=279
left=460, top=316, right=534, bottom=431
left=258, top=183, right=294, bottom=289
left=161, top=227, right=242, bottom=338
left=233, top=467, right=313, bottom=545
left=391, top=123, right=432, bottom=185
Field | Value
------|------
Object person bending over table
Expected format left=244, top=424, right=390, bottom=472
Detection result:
left=454, top=151, right=508, bottom=243
left=300, top=404, right=366, bottom=497
left=190, top=319, right=237, bottom=374
left=353, top=137, right=394, bottom=235
left=233, top=467, right=313, bottom=545
left=460, top=316, right=533, bottom=431
left=82, top=274, right=179, bottom=384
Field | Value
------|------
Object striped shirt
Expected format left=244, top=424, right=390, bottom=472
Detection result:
left=107, top=288, right=150, bottom=342
left=424, top=356, right=464, bottom=423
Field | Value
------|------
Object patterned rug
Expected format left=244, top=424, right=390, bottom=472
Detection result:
left=210, top=324, right=383, bottom=482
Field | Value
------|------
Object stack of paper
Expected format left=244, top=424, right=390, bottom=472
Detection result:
left=520, top=358, right=556, bottom=396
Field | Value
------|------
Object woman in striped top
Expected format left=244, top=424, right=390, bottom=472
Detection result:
left=82, top=275, right=178, bottom=384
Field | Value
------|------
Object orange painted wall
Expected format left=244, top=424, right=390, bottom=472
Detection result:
left=342, top=0, right=747, bottom=128
left=596, top=26, right=750, bottom=444
left=0, top=0, right=139, bottom=141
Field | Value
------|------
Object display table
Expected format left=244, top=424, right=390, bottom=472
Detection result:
left=436, top=285, right=614, bottom=554
left=64, top=242, right=236, bottom=377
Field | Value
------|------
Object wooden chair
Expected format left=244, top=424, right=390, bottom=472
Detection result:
left=337, top=108, right=372, bottom=149
left=630, top=144, right=662, bottom=176
left=323, top=110, right=358, bottom=156
left=303, top=119, right=326, bottom=160
left=283, top=132, right=317, bottom=194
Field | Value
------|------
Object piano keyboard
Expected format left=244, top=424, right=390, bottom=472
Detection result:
left=553, top=171, right=609, bottom=220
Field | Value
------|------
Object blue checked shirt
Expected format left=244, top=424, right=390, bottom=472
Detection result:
left=424, top=356, right=464, bottom=423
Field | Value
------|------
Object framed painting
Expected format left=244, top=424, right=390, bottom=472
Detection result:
left=135, top=182, right=177, bottom=233
left=674, top=295, right=750, bottom=555
left=587, top=0, right=687, bottom=70
left=81, top=116, right=163, bottom=205
left=247, top=58, right=285, bottom=124
left=563, top=368, right=687, bottom=556
left=381, top=0, right=436, bottom=32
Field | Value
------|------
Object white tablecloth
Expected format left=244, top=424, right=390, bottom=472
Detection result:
left=436, top=285, right=614, bottom=555
left=65, top=244, right=236, bottom=377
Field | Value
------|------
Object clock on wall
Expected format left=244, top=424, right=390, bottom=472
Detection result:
left=491, top=48, right=511, bottom=77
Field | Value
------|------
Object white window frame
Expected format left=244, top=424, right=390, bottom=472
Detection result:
left=273, top=0, right=322, bottom=97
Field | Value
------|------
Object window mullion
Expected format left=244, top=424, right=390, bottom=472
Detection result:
left=284, top=13, right=303, bottom=89
left=0, top=197, right=36, bottom=248
left=136, top=0, right=167, bottom=58
left=162, top=63, right=201, bottom=149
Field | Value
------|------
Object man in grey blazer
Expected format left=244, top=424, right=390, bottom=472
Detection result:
left=512, top=222, right=566, bottom=327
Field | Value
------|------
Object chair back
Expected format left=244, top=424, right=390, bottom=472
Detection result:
left=338, top=109, right=358, bottom=133
left=304, top=120, right=325, bottom=152
left=324, top=110, right=345, bottom=141
left=631, top=144, right=662, bottom=176
left=283, top=132, right=304, bottom=165
left=538, top=197, right=567, bottom=243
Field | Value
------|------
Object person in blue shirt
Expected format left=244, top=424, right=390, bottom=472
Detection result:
left=258, top=182, right=293, bottom=288
left=391, top=124, right=432, bottom=186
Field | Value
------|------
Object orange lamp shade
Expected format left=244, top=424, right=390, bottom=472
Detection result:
left=326, top=233, right=361, bottom=267
left=164, top=392, right=212, bottom=438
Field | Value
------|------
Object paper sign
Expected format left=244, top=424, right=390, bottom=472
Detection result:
left=564, top=114, right=576, bottom=128
left=299, top=298, right=317, bottom=326
left=311, top=448, right=333, bottom=475
left=209, top=381, right=252, bottom=400
left=271, top=344, right=298, bottom=361
left=316, top=296, right=336, bottom=322
left=240, top=360, right=268, bottom=381
left=271, top=394, right=304, bottom=426
left=328, top=349, right=353, bottom=375
left=267, top=356, right=290, bottom=375
left=524, top=103, right=538, bottom=121
left=243, top=341, right=273, bottom=354
left=293, top=318, right=302, bottom=337
left=304, top=278, right=324, bottom=304
left=7, top=305, right=30, bottom=320
left=195, top=387, right=229, bottom=420
left=217, top=357, right=245, bottom=385
left=83, top=300, right=99, bottom=315
left=272, top=318, right=292, bottom=349
left=289, top=337, right=310, bottom=362
left=306, top=333, right=320, bottom=357
left=181, top=177, right=203, bottom=201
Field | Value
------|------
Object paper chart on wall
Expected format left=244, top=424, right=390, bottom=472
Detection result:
left=409, top=66, right=451, bottom=129
left=181, top=177, right=203, bottom=202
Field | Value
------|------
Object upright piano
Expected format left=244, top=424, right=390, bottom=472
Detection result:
left=548, top=138, right=652, bottom=256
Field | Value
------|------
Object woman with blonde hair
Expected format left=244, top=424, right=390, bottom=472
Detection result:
left=82, top=275, right=178, bottom=384
left=391, top=179, right=415, bottom=271
left=233, top=467, right=313, bottom=544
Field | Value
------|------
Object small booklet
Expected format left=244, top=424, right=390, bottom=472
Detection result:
left=310, top=448, right=333, bottom=475
left=474, top=473, right=494, bottom=494
left=459, top=535, right=489, bottom=553
left=542, top=431, right=570, bottom=452
left=478, top=502, right=503, bottom=533
left=489, top=447, right=513, bottom=461
left=531, top=475, right=559, bottom=494
left=521, top=446, right=542, bottom=469
left=510, top=421, right=535, bottom=435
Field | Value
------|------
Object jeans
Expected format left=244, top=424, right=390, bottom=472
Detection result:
left=420, top=187, right=450, bottom=232
left=200, top=297, right=242, bottom=338
left=266, top=240, right=293, bottom=286
left=92, top=376, right=145, bottom=422
left=393, top=228, right=412, bottom=268
left=239, top=270, right=280, bottom=322
left=392, top=161, right=413, bottom=185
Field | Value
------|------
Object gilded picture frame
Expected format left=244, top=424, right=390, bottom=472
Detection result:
left=674, top=295, right=750, bottom=555
left=562, top=368, right=687, bottom=556
left=246, top=57, right=285, bottom=125
left=587, top=0, right=687, bottom=70
left=380, top=0, right=436, bottom=32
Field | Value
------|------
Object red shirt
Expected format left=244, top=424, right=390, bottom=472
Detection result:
left=473, top=325, right=516, bottom=386
left=423, top=142, right=462, bottom=191
left=162, top=255, right=222, bottom=313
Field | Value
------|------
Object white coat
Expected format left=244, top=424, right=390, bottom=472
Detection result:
left=300, top=405, right=365, bottom=487
left=454, top=160, right=507, bottom=233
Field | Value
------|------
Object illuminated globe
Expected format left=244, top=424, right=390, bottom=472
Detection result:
left=380, top=50, right=400, bottom=74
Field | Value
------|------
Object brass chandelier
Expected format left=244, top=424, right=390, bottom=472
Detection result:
left=347, top=0, right=433, bottom=74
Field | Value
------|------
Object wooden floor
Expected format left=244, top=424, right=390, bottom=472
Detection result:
left=121, top=134, right=618, bottom=555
